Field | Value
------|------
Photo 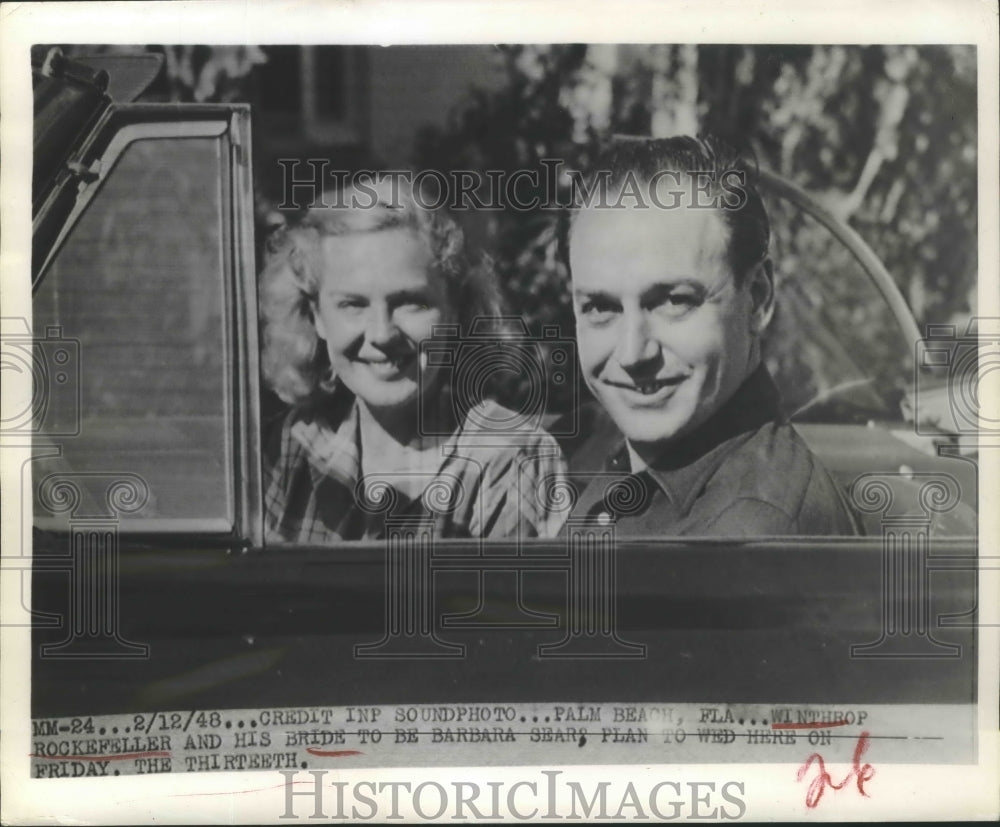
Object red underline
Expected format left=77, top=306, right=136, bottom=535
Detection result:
left=30, top=751, right=171, bottom=761
left=306, top=748, right=363, bottom=757
left=771, top=720, right=849, bottom=730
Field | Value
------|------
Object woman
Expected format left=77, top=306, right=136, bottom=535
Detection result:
left=259, top=181, right=567, bottom=542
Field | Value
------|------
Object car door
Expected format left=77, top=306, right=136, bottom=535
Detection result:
left=30, top=99, right=262, bottom=663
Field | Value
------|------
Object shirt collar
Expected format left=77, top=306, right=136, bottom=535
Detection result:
left=290, top=392, right=363, bottom=491
left=606, top=365, right=784, bottom=513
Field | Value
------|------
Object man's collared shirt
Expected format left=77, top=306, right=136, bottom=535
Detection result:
left=562, top=367, right=861, bottom=537
left=264, top=392, right=568, bottom=543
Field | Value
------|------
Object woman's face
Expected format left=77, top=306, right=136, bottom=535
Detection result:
left=314, top=227, right=454, bottom=411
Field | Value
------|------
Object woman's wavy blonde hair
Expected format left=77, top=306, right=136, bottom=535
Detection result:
left=259, top=179, right=505, bottom=405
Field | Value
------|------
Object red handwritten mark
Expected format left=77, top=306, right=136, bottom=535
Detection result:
left=796, top=732, right=875, bottom=808
left=30, top=751, right=171, bottom=761
left=772, top=720, right=849, bottom=730
left=305, top=747, right=362, bottom=758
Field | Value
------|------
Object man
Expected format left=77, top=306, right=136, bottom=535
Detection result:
left=562, top=136, right=859, bottom=536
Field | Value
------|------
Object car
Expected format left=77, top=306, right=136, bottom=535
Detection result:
left=23, top=48, right=977, bottom=756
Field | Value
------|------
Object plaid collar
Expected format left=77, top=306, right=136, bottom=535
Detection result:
left=289, top=391, right=474, bottom=498
left=290, top=398, right=362, bottom=492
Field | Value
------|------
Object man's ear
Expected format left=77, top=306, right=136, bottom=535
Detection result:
left=747, top=258, right=775, bottom=334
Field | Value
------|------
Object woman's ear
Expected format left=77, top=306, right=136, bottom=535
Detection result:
left=747, top=258, right=775, bottom=334
left=311, top=297, right=328, bottom=341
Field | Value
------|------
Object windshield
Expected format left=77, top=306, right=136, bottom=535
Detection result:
left=760, top=188, right=914, bottom=425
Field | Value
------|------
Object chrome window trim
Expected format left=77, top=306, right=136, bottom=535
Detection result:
left=32, top=119, right=229, bottom=283
left=32, top=114, right=259, bottom=542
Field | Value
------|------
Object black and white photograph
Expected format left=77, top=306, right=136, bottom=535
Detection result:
left=2, top=0, right=998, bottom=822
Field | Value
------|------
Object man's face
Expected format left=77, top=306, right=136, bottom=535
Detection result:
left=315, top=227, right=453, bottom=412
left=570, top=194, right=764, bottom=452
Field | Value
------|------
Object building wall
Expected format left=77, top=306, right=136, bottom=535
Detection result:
left=367, top=45, right=505, bottom=167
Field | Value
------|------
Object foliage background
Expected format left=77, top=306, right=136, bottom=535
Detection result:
left=413, top=44, right=976, bottom=328
left=412, top=44, right=977, bottom=420
left=66, top=43, right=978, bottom=422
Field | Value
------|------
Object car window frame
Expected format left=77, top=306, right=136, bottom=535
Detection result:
left=31, top=109, right=950, bottom=549
left=32, top=103, right=263, bottom=546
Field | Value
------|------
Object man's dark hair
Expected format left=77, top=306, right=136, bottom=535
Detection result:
left=572, top=135, right=770, bottom=284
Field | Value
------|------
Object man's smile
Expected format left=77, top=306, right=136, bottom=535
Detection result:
left=601, top=373, right=688, bottom=404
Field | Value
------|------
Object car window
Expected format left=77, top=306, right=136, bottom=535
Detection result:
left=33, top=135, right=235, bottom=530
left=762, top=190, right=913, bottom=425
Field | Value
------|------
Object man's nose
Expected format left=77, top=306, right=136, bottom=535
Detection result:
left=365, top=304, right=399, bottom=347
left=614, top=309, right=660, bottom=369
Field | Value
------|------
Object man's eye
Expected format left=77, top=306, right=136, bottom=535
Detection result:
left=397, top=299, right=432, bottom=312
left=655, top=292, right=701, bottom=315
left=337, top=299, right=367, bottom=311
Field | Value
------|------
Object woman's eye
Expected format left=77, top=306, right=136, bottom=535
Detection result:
left=579, top=299, right=619, bottom=324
